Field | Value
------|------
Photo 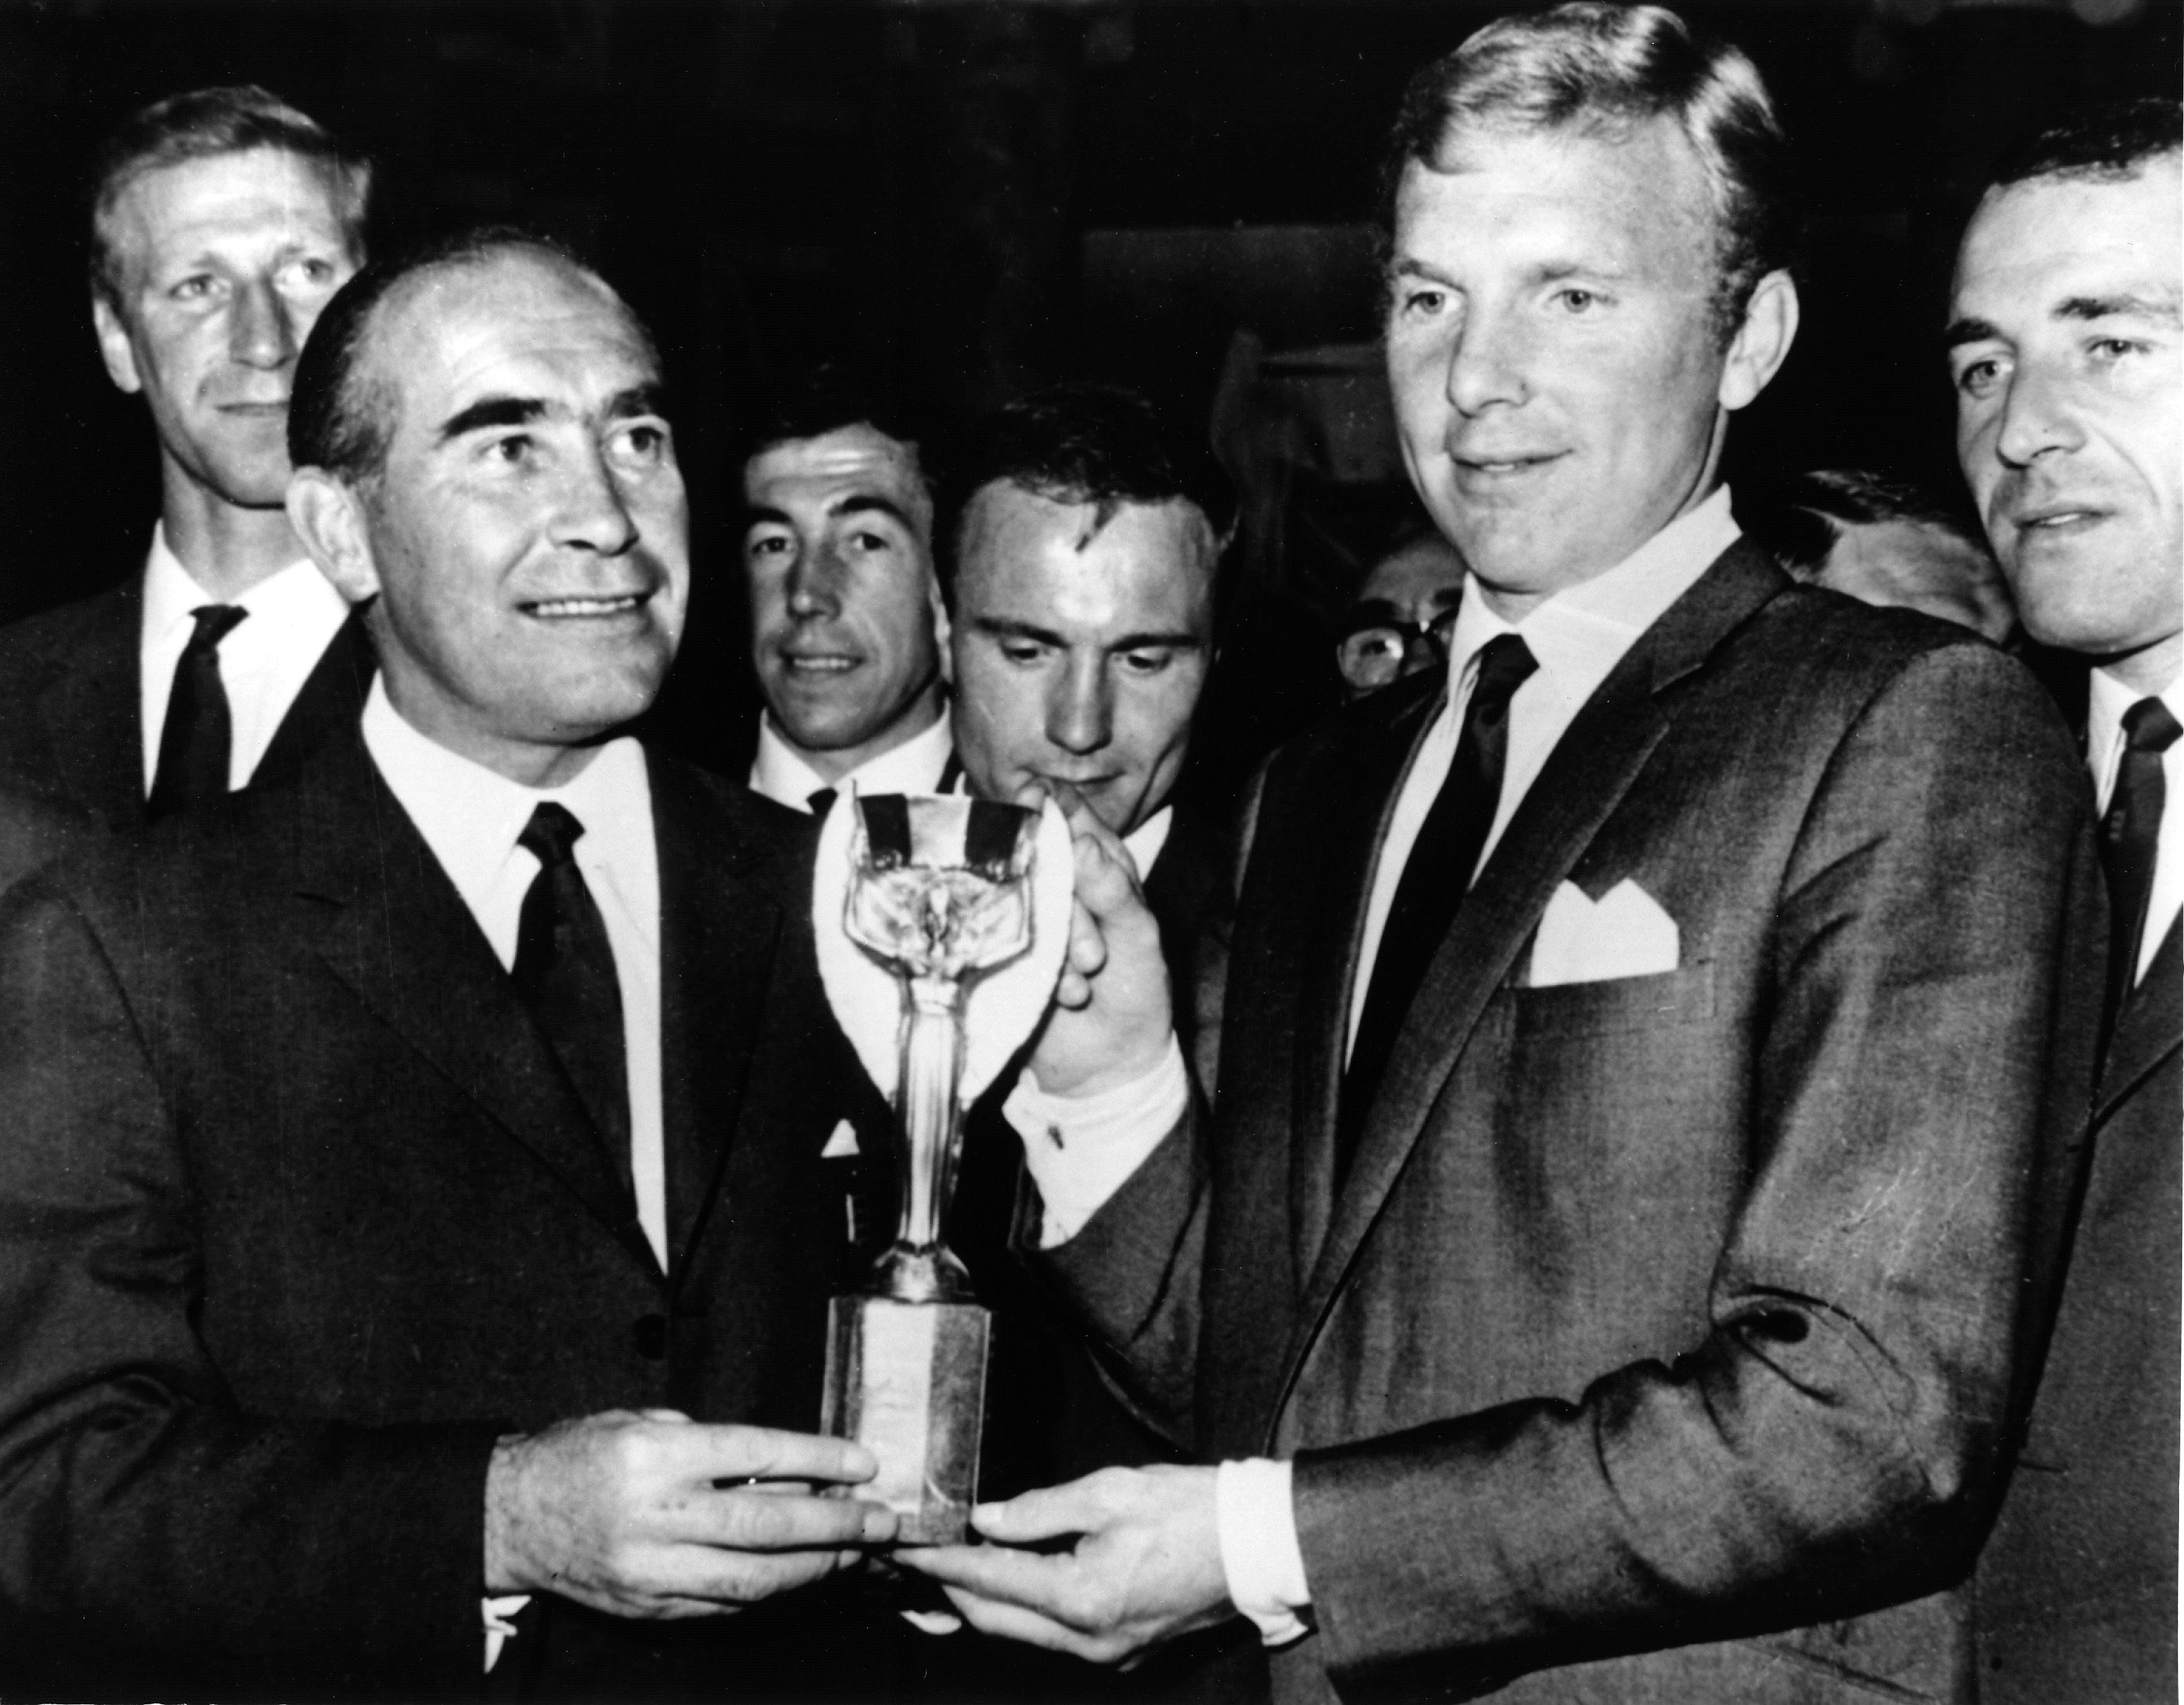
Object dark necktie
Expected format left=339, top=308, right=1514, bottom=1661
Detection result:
left=1338, top=632, right=1538, bottom=1188
left=807, top=787, right=838, bottom=818
left=2101, top=696, right=2180, bottom=1019
left=512, top=803, right=631, bottom=1193
left=147, top=604, right=248, bottom=819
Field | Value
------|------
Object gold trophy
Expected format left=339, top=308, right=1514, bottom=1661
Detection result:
left=821, top=793, right=1041, bottom=1543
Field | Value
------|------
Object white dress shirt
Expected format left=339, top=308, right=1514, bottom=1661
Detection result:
left=748, top=706, right=955, bottom=811
left=362, top=678, right=665, bottom=1673
left=138, top=525, right=354, bottom=795
left=1004, top=488, right=1744, bottom=1646
left=2087, top=668, right=2184, bottom=983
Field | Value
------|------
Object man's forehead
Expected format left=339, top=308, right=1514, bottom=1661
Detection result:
left=1957, top=162, right=2183, bottom=314
left=375, top=254, right=654, bottom=420
left=745, top=425, right=923, bottom=504
left=965, top=485, right=1213, bottom=611
left=110, top=147, right=350, bottom=259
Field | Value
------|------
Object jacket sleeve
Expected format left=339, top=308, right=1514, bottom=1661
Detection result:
left=1289, top=643, right=2107, bottom=1700
left=0, top=872, right=503, bottom=1702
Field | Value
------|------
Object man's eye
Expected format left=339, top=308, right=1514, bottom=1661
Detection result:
left=1119, top=648, right=1175, bottom=675
left=1393, top=285, right=1447, bottom=319
left=613, top=421, right=670, bottom=465
left=844, top=529, right=895, bottom=555
left=284, top=257, right=337, bottom=290
left=2089, top=337, right=2147, bottom=366
left=169, top=275, right=217, bottom=303
left=486, top=434, right=534, bottom=465
left=745, top=531, right=791, bottom=560
left=998, top=641, right=1047, bottom=665
left=1954, top=356, right=2004, bottom=399
left=1552, top=287, right=1598, bottom=313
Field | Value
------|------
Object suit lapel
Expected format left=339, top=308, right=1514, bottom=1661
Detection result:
left=1275, top=544, right=1790, bottom=1423
left=42, top=581, right=147, bottom=831
left=1289, top=680, right=1441, bottom=1279
left=288, top=729, right=655, bottom=1271
left=253, top=609, right=376, bottom=792
left=2097, top=916, right=2182, bottom=1123
left=652, top=758, right=784, bottom=1280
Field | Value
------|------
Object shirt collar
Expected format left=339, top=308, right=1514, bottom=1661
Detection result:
left=750, top=704, right=954, bottom=811
left=361, top=674, right=653, bottom=902
left=1124, top=803, right=1173, bottom=876
left=143, top=522, right=340, bottom=637
left=1442, top=485, right=1741, bottom=696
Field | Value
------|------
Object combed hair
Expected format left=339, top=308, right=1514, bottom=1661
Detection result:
left=1738, top=468, right=1989, bottom=581
left=747, top=364, right=934, bottom=485
left=1990, top=95, right=2181, bottom=191
left=288, top=225, right=622, bottom=485
left=1379, top=2, right=1799, bottom=342
left=937, top=382, right=1235, bottom=598
left=87, top=85, right=371, bottom=311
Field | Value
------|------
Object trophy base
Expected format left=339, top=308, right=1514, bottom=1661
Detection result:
left=821, top=1295, right=989, bottom=1545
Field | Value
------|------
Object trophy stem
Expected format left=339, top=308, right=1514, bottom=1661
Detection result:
left=895, top=977, right=966, bottom=1258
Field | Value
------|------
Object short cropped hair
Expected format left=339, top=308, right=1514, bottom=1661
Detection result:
left=88, top=85, right=371, bottom=313
left=289, top=226, right=630, bottom=486
left=1988, top=95, right=2181, bottom=193
left=1739, top=468, right=1988, bottom=582
left=1380, top=2, right=1798, bottom=341
left=938, top=383, right=1236, bottom=602
left=747, top=365, right=934, bottom=484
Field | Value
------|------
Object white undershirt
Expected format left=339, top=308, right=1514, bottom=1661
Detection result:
left=748, top=706, right=955, bottom=811
left=2086, top=668, right=2184, bottom=983
left=1004, top=489, right=1744, bottom=1646
left=138, top=525, right=354, bottom=794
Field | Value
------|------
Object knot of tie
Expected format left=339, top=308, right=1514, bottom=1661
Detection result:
left=519, top=801, right=587, bottom=871
left=2122, top=696, right=2181, bottom=757
left=186, top=604, right=248, bottom=654
left=1469, top=633, right=1539, bottom=732
left=807, top=787, right=838, bottom=819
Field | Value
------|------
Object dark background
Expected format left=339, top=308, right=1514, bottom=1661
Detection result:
left=1, top=0, right=2175, bottom=785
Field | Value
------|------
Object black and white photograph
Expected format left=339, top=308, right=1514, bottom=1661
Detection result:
left=0, top=0, right=2173, bottom=1699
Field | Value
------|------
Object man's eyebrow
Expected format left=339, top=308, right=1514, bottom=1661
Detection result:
left=971, top=616, right=1065, bottom=645
left=1943, top=316, right=2000, bottom=351
left=830, top=494, right=917, bottom=529
left=1109, top=629, right=1204, bottom=653
left=604, top=382, right=670, bottom=420
left=2056, top=290, right=2183, bottom=327
left=742, top=503, right=792, bottom=531
left=438, top=395, right=546, bottom=441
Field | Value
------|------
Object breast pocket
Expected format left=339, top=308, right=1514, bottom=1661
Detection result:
left=1511, top=960, right=1715, bottom=1040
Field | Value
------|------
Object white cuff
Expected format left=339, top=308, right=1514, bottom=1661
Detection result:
left=1003, top=1035, right=1188, bottom=1248
left=483, top=1593, right=530, bottom=1672
left=1216, top=1457, right=1311, bottom=1648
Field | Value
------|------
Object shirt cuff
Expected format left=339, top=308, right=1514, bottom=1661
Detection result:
left=1216, top=1457, right=1311, bottom=1647
left=484, top=1594, right=530, bottom=1672
left=1003, top=1034, right=1188, bottom=1248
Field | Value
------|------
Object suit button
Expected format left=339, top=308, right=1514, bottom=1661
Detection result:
left=632, top=1314, right=669, bottom=1360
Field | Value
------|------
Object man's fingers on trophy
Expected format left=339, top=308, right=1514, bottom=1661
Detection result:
left=707, top=1485, right=894, bottom=1552
left=690, top=1423, right=880, bottom=1488
left=969, top=1479, right=1109, bottom=1544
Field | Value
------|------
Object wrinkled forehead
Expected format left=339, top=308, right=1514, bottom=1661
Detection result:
left=369, top=252, right=657, bottom=431
left=744, top=426, right=930, bottom=525
left=1956, top=159, right=2183, bottom=315
left=105, top=145, right=355, bottom=269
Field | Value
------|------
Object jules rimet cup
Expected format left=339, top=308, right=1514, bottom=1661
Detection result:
left=820, top=793, right=1041, bottom=1543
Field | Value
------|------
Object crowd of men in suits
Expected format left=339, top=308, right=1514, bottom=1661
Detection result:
left=0, top=4, right=2171, bottom=1701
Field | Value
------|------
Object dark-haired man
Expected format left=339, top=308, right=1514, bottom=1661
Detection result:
left=1946, top=96, right=2182, bottom=1705
left=0, top=86, right=376, bottom=831
left=904, top=8, right=2101, bottom=1703
left=741, top=386, right=953, bottom=814
left=0, top=230, right=901, bottom=1701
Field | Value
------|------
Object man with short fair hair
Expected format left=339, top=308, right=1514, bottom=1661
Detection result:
left=741, top=377, right=953, bottom=814
left=1946, top=95, right=2182, bottom=1705
left=0, top=86, right=376, bottom=830
left=0, top=230, right=901, bottom=1701
left=902, top=10, right=2102, bottom=1703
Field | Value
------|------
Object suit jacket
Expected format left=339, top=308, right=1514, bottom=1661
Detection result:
left=1971, top=910, right=2180, bottom=1705
left=1044, top=545, right=2106, bottom=1705
left=0, top=725, right=903, bottom=1702
left=0, top=574, right=376, bottom=831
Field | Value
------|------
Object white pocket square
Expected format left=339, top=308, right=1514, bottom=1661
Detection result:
left=1528, top=878, right=1679, bottom=988
left=821, top=1119, right=861, bottom=1159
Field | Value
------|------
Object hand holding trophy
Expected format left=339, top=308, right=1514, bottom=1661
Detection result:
left=812, top=792, right=1073, bottom=1543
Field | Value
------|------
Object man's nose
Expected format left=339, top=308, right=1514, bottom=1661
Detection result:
left=1046, top=657, right=1112, bottom=755
left=228, top=276, right=300, bottom=371
left=1444, top=305, right=1528, bottom=417
left=785, top=538, right=844, bottom=618
left=1993, top=364, right=2086, bottom=468
left=550, top=444, right=639, bottom=557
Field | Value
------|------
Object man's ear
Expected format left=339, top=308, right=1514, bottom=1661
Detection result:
left=929, top=574, right=954, bottom=688
left=287, top=468, right=381, bottom=607
left=1718, top=269, right=1799, bottom=414
left=92, top=296, right=143, bottom=395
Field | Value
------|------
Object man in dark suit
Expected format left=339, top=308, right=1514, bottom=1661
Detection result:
left=0, top=229, right=901, bottom=1701
left=1947, top=97, right=2182, bottom=1704
left=901, top=9, right=2103, bottom=1703
left=0, top=86, right=375, bottom=832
